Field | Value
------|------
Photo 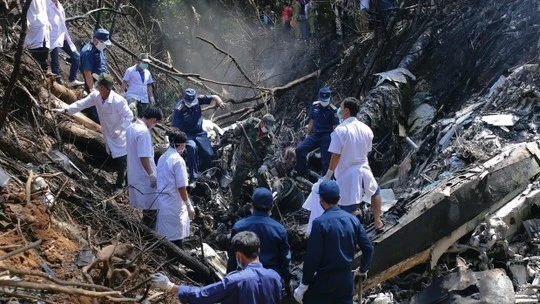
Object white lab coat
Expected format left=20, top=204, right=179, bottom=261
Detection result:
left=328, top=117, right=378, bottom=206
left=66, top=91, right=133, bottom=158
left=155, top=147, right=190, bottom=241
left=126, top=119, right=157, bottom=209
left=46, top=0, right=75, bottom=50
left=24, top=0, right=50, bottom=49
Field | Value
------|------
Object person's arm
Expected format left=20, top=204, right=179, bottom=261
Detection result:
left=301, top=221, right=323, bottom=285
left=226, top=227, right=238, bottom=273
left=177, top=280, right=232, bottom=304
left=83, top=70, right=94, bottom=92
left=65, top=93, right=95, bottom=115
left=356, top=219, right=374, bottom=273
left=205, top=94, right=225, bottom=108
left=140, top=158, right=154, bottom=176
left=118, top=97, right=134, bottom=131
left=148, top=84, right=155, bottom=105
left=328, top=153, right=341, bottom=172
left=306, top=119, right=313, bottom=136
left=171, top=106, right=183, bottom=131
left=120, top=80, right=128, bottom=95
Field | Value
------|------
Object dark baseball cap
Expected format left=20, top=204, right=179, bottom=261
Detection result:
left=252, top=187, right=273, bottom=209
left=94, top=28, right=112, bottom=45
left=317, top=181, right=340, bottom=200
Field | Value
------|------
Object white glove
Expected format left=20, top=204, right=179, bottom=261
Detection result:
left=293, top=283, right=309, bottom=303
left=150, top=273, right=174, bottom=292
left=112, top=129, right=122, bottom=139
left=322, top=170, right=333, bottom=182
left=258, top=164, right=268, bottom=175
left=355, top=269, right=368, bottom=282
left=149, top=96, right=155, bottom=106
left=149, top=173, right=157, bottom=188
left=51, top=108, right=66, bottom=114
left=186, top=199, right=195, bottom=220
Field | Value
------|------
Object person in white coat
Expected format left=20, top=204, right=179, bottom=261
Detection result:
left=324, top=97, right=383, bottom=231
left=120, top=53, right=156, bottom=118
left=24, top=0, right=50, bottom=71
left=126, top=107, right=162, bottom=228
left=46, top=0, right=83, bottom=87
left=155, top=130, right=195, bottom=249
left=53, top=73, right=133, bottom=193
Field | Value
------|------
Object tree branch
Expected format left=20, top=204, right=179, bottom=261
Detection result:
left=65, top=8, right=127, bottom=23
left=0, top=240, right=41, bottom=261
left=0, top=280, right=124, bottom=298
left=196, top=35, right=257, bottom=87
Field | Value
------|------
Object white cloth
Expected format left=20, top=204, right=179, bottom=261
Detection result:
left=328, top=117, right=378, bottom=206
left=336, top=163, right=378, bottom=206
left=66, top=91, right=133, bottom=158
left=122, top=65, right=154, bottom=103
left=302, top=181, right=324, bottom=235
left=46, top=0, right=75, bottom=50
left=25, top=0, right=50, bottom=49
left=155, top=147, right=190, bottom=241
left=126, top=119, right=157, bottom=209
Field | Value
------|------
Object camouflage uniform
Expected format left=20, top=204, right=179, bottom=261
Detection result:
left=231, top=117, right=275, bottom=204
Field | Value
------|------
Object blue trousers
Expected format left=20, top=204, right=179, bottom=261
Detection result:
left=50, top=40, right=80, bottom=83
left=304, top=270, right=353, bottom=304
left=295, top=132, right=332, bottom=175
left=186, top=132, right=214, bottom=180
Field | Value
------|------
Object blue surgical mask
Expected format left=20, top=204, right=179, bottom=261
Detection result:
left=139, top=63, right=149, bottom=70
left=337, top=107, right=342, bottom=122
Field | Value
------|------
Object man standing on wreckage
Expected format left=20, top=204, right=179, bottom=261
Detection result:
left=324, top=97, right=384, bottom=231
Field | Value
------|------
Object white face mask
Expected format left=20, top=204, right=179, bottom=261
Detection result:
left=95, top=41, right=106, bottom=51
left=320, top=101, right=330, bottom=107
left=260, top=124, right=268, bottom=133
left=185, top=100, right=198, bottom=108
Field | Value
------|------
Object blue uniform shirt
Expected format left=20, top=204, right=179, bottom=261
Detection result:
left=308, top=102, right=339, bottom=134
left=226, top=211, right=291, bottom=281
left=302, top=206, right=373, bottom=285
left=171, top=95, right=213, bottom=134
left=178, top=262, right=282, bottom=304
left=80, top=42, right=108, bottom=75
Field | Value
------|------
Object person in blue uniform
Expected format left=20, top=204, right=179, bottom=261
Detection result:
left=226, top=187, right=291, bottom=287
left=150, top=231, right=282, bottom=304
left=294, top=181, right=374, bottom=304
left=171, top=88, right=225, bottom=182
left=79, top=28, right=111, bottom=123
left=295, top=87, right=339, bottom=177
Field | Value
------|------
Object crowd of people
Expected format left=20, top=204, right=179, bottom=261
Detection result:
left=34, top=0, right=386, bottom=303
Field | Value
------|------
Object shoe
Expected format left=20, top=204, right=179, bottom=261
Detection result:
left=67, top=80, right=84, bottom=87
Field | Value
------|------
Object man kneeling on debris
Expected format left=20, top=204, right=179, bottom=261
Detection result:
left=151, top=231, right=282, bottom=304
left=294, top=181, right=373, bottom=304
left=155, top=130, right=195, bottom=249
left=52, top=73, right=133, bottom=193
left=227, top=187, right=291, bottom=292
left=230, top=114, right=277, bottom=203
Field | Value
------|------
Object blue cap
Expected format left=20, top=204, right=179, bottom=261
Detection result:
left=252, top=187, right=273, bottom=209
left=183, top=88, right=198, bottom=106
left=94, top=28, right=112, bottom=45
left=318, top=87, right=331, bottom=102
left=317, top=181, right=340, bottom=200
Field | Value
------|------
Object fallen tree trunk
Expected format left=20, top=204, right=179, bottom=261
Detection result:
left=357, top=141, right=540, bottom=289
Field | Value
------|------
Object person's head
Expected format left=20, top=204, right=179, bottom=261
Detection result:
left=317, top=181, right=340, bottom=208
left=142, top=107, right=163, bottom=129
left=137, top=53, right=152, bottom=70
left=231, top=231, right=260, bottom=267
left=183, top=88, right=198, bottom=108
left=93, top=28, right=112, bottom=51
left=251, top=187, right=273, bottom=213
left=318, top=86, right=332, bottom=106
left=340, top=97, right=360, bottom=119
left=259, top=114, right=276, bottom=134
left=168, top=130, right=187, bottom=153
left=92, top=73, right=114, bottom=96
